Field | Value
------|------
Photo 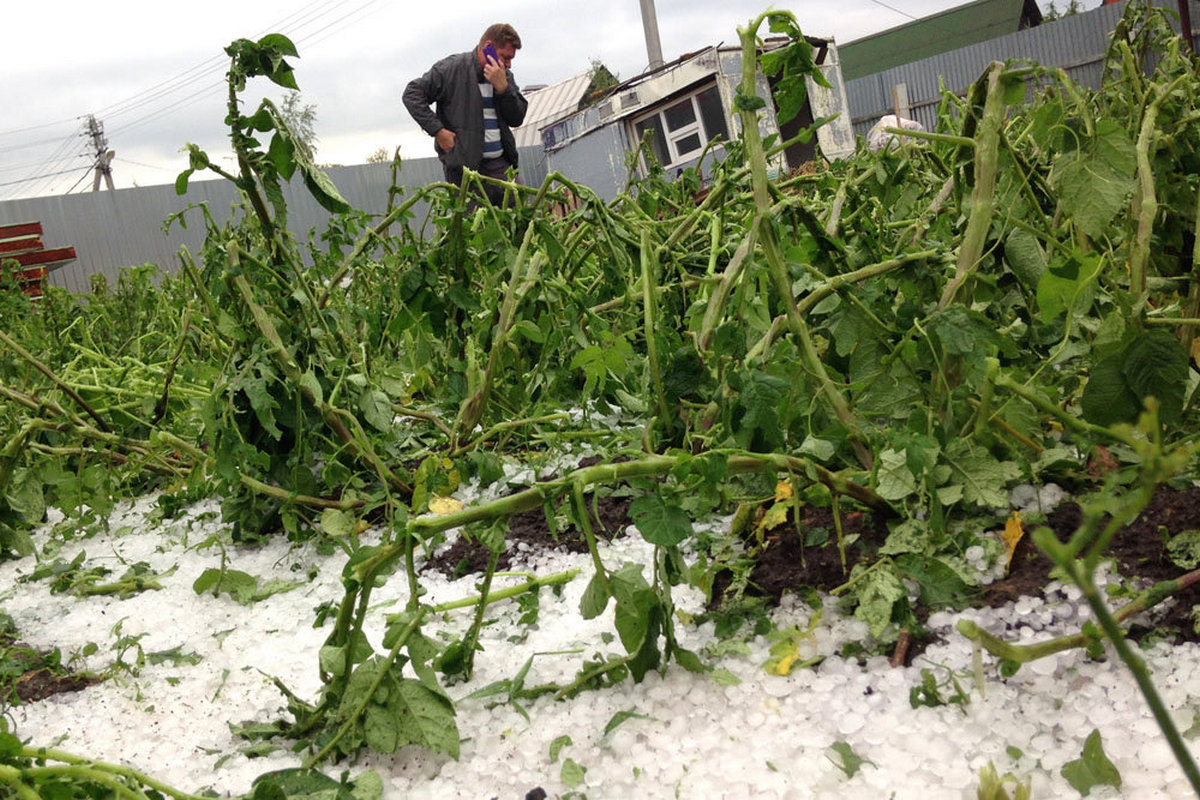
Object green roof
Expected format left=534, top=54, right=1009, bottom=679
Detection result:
left=839, top=0, right=1043, bottom=81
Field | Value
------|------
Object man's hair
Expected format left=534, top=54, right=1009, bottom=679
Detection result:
left=479, top=23, right=521, bottom=50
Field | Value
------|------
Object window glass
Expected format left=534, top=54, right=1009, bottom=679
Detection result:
left=663, top=99, right=697, bottom=132
left=696, top=86, right=729, bottom=141
left=634, top=116, right=669, bottom=165
left=674, top=132, right=702, bottom=157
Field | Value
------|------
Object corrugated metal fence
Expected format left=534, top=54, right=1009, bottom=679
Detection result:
left=846, top=0, right=1200, bottom=136
left=0, top=147, right=547, bottom=293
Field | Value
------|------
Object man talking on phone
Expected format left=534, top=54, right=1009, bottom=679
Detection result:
left=403, top=24, right=528, bottom=206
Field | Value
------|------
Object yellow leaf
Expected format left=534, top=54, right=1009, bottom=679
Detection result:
left=774, top=480, right=793, bottom=502
left=1002, top=511, right=1024, bottom=572
left=769, top=652, right=798, bottom=676
left=758, top=501, right=791, bottom=533
left=428, top=496, right=463, bottom=515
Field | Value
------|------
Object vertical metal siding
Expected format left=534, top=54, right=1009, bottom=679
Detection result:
left=0, top=148, right=547, bottom=293
left=846, top=0, right=1200, bottom=136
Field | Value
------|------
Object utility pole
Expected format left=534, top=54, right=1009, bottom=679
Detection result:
left=86, top=115, right=115, bottom=191
left=639, top=0, right=665, bottom=71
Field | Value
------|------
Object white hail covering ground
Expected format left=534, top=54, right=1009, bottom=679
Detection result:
left=1, top=473, right=1198, bottom=800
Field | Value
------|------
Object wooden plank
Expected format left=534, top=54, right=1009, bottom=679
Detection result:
left=15, top=266, right=47, bottom=284
left=0, top=235, right=44, bottom=255
left=0, top=221, right=43, bottom=239
left=3, top=246, right=77, bottom=270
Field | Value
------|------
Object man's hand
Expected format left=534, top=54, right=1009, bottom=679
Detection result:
left=435, top=128, right=457, bottom=152
left=483, top=56, right=508, bottom=94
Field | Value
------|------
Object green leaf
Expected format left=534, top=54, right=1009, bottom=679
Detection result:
left=1082, top=331, right=1189, bottom=427
left=629, top=494, right=693, bottom=547
left=549, top=734, right=572, bottom=762
left=320, top=508, right=356, bottom=538
left=876, top=448, right=918, bottom=501
left=1061, top=729, right=1121, bottom=795
left=827, top=740, right=872, bottom=777
left=267, top=131, right=297, bottom=180
left=1079, top=352, right=1140, bottom=426
left=1049, top=120, right=1136, bottom=239
left=258, top=33, right=299, bottom=58
left=895, top=555, right=974, bottom=610
left=1004, top=227, right=1046, bottom=288
left=301, top=162, right=352, bottom=214
left=561, top=758, right=587, bottom=788
left=1166, top=530, right=1200, bottom=570
left=251, top=768, right=340, bottom=799
left=358, top=388, right=394, bottom=433
left=877, top=518, right=927, bottom=556
left=850, top=561, right=905, bottom=639
left=710, top=667, right=741, bottom=686
left=349, top=770, right=384, bottom=800
left=299, top=370, right=324, bottom=407
left=579, top=571, right=611, bottom=620
left=610, top=563, right=656, bottom=654
left=944, top=442, right=1021, bottom=509
left=319, top=645, right=347, bottom=677
left=603, top=709, right=652, bottom=737
left=511, top=319, right=545, bottom=343
left=5, top=468, right=45, bottom=524
left=367, top=674, right=459, bottom=758
left=1037, top=251, right=1103, bottom=323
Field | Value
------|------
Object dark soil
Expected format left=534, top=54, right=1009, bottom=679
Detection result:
left=425, top=483, right=1200, bottom=660
left=1, top=635, right=102, bottom=703
left=422, top=491, right=632, bottom=577
left=984, top=485, right=1200, bottom=644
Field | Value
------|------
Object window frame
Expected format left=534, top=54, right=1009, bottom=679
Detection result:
left=629, top=83, right=729, bottom=171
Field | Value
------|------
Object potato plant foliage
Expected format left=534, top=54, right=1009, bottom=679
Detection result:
left=2, top=3, right=1200, bottom=794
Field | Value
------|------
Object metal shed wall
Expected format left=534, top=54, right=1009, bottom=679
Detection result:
left=845, top=0, right=1200, bottom=136
left=0, top=148, right=547, bottom=293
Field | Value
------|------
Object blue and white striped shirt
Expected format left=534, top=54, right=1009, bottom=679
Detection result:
left=479, top=81, right=503, bottom=159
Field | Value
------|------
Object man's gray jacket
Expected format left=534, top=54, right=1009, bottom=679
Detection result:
left=403, top=51, right=528, bottom=186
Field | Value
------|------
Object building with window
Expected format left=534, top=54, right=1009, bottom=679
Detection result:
left=538, top=37, right=854, bottom=201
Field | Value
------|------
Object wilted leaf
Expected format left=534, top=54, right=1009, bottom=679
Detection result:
left=428, top=496, right=463, bottom=516
left=1002, top=511, right=1025, bottom=572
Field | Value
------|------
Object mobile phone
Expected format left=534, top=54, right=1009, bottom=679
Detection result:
left=483, top=43, right=499, bottom=64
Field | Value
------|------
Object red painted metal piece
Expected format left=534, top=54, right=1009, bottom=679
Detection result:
left=0, top=220, right=75, bottom=298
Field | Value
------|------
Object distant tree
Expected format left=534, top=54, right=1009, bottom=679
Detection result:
left=1043, top=0, right=1084, bottom=21
left=581, top=59, right=620, bottom=109
left=366, top=147, right=391, bottom=163
left=279, top=90, right=319, bottom=160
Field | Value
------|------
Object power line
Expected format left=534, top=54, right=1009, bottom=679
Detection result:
left=865, top=0, right=918, bottom=20
left=0, top=0, right=388, bottom=198
left=0, top=165, right=90, bottom=189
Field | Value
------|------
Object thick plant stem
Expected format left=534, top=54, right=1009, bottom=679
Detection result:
left=640, top=228, right=671, bottom=425
left=735, top=14, right=872, bottom=469
left=939, top=62, right=1006, bottom=310
left=1129, top=74, right=1185, bottom=299
left=1071, top=559, right=1200, bottom=793
left=697, top=221, right=758, bottom=352
left=231, top=273, right=412, bottom=497
left=10, top=747, right=222, bottom=800
left=451, top=199, right=548, bottom=447
left=1183, top=182, right=1200, bottom=349
left=410, top=451, right=885, bottom=545
left=956, top=565, right=1200, bottom=662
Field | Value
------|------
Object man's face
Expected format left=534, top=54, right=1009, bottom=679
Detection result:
left=480, top=41, right=517, bottom=69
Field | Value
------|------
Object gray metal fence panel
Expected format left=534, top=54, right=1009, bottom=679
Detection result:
left=0, top=147, right=547, bottom=293
left=846, top=0, right=1199, bottom=137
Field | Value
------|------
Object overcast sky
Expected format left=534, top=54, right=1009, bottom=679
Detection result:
left=0, top=0, right=1095, bottom=200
